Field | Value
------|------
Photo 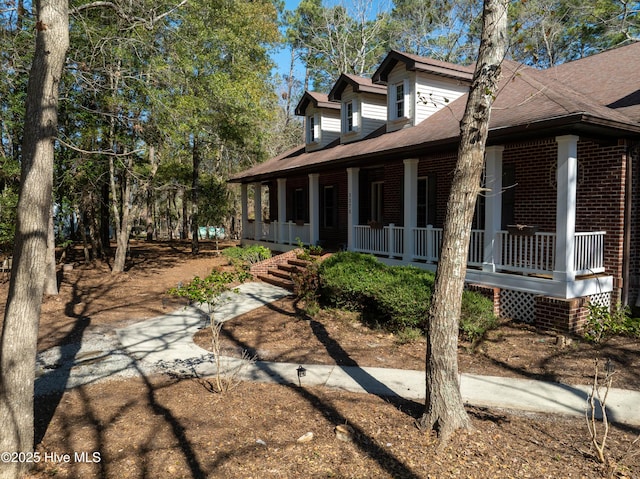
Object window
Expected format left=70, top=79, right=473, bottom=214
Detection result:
left=417, top=176, right=437, bottom=227
left=345, top=101, right=354, bottom=132
left=371, top=181, right=384, bottom=223
left=395, top=82, right=404, bottom=118
left=322, top=185, right=336, bottom=228
left=342, top=100, right=358, bottom=133
left=294, top=188, right=307, bottom=222
left=307, top=115, right=315, bottom=142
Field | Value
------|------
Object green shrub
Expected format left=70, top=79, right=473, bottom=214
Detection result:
left=460, top=291, right=498, bottom=344
left=292, top=261, right=320, bottom=302
left=222, top=245, right=271, bottom=266
left=318, top=252, right=386, bottom=311
left=317, top=252, right=496, bottom=337
left=585, top=302, right=640, bottom=343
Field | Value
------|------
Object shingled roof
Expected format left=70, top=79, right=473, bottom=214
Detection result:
left=231, top=43, right=640, bottom=183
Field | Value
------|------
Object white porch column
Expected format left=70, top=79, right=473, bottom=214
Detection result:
left=347, top=168, right=360, bottom=251
left=554, top=135, right=579, bottom=282
left=403, top=159, right=419, bottom=262
left=240, top=183, right=249, bottom=240
left=309, top=174, right=320, bottom=246
left=277, top=178, right=287, bottom=244
left=483, top=146, right=504, bottom=272
left=253, top=182, right=262, bottom=241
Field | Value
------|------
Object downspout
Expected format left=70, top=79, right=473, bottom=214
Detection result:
left=622, top=142, right=631, bottom=306
left=631, top=141, right=640, bottom=308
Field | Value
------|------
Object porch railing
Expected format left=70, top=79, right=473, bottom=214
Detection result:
left=244, top=220, right=311, bottom=246
left=353, top=225, right=606, bottom=277
left=354, top=224, right=403, bottom=258
left=574, top=231, right=606, bottom=274
left=497, top=231, right=556, bottom=274
left=412, top=227, right=483, bottom=266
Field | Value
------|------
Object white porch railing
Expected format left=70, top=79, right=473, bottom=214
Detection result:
left=245, top=220, right=311, bottom=246
left=497, top=231, right=556, bottom=274
left=412, top=227, right=483, bottom=266
left=354, top=224, right=403, bottom=258
left=353, top=225, right=605, bottom=277
left=574, top=231, right=606, bottom=274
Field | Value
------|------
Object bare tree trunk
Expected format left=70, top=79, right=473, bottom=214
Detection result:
left=418, top=0, right=509, bottom=444
left=43, top=203, right=58, bottom=295
left=191, top=138, right=200, bottom=255
left=100, top=180, right=110, bottom=256
left=0, top=1, right=68, bottom=477
left=111, top=152, right=136, bottom=273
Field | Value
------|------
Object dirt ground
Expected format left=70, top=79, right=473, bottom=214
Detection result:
left=1, top=241, right=637, bottom=478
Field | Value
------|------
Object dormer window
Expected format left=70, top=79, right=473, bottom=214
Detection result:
left=390, top=79, right=410, bottom=121
left=395, top=83, right=404, bottom=118
left=342, top=100, right=358, bottom=133
left=307, top=114, right=319, bottom=143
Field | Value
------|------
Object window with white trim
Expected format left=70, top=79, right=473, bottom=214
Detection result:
left=342, top=100, right=358, bottom=133
left=395, top=82, right=405, bottom=119
left=307, top=114, right=319, bottom=143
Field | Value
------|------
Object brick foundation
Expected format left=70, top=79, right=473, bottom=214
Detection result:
left=534, top=295, right=589, bottom=334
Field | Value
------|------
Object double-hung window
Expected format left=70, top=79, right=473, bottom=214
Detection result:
left=342, top=100, right=358, bottom=133
left=395, top=83, right=405, bottom=119
left=345, top=101, right=354, bottom=132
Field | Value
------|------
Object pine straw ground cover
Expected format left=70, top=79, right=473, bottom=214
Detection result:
left=0, top=241, right=635, bottom=478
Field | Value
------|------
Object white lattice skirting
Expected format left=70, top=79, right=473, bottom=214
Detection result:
left=588, top=291, right=611, bottom=308
left=500, top=290, right=536, bottom=323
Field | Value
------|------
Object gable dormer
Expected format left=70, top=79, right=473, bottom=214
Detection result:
left=328, top=74, right=387, bottom=144
left=295, top=91, right=341, bottom=152
left=373, top=51, right=474, bottom=132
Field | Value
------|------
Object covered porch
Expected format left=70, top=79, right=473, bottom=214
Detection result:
left=240, top=135, right=615, bottom=301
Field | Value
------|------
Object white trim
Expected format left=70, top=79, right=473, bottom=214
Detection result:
left=403, top=159, right=419, bottom=262
left=554, top=135, right=579, bottom=282
left=253, top=182, right=262, bottom=241
left=483, top=146, right=504, bottom=272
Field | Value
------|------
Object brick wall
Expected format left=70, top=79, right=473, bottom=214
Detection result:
left=534, top=295, right=589, bottom=334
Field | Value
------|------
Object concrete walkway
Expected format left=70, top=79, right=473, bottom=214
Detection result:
left=114, top=281, right=640, bottom=427
left=34, top=281, right=639, bottom=426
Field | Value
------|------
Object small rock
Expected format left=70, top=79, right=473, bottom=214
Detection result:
left=334, top=424, right=354, bottom=442
left=62, top=263, right=74, bottom=272
left=297, top=432, right=314, bottom=443
left=256, top=439, right=267, bottom=446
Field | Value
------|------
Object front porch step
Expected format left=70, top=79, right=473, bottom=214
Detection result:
left=288, top=258, right=312, bottom=268
left=268, top=267, right=293, bottom=281
left=257, top=273, right=294, bottom=291
left=277, top=263, right=301, bottom=274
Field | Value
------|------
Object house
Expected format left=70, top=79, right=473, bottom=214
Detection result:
left=229, top=43, right=640, bottom=333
